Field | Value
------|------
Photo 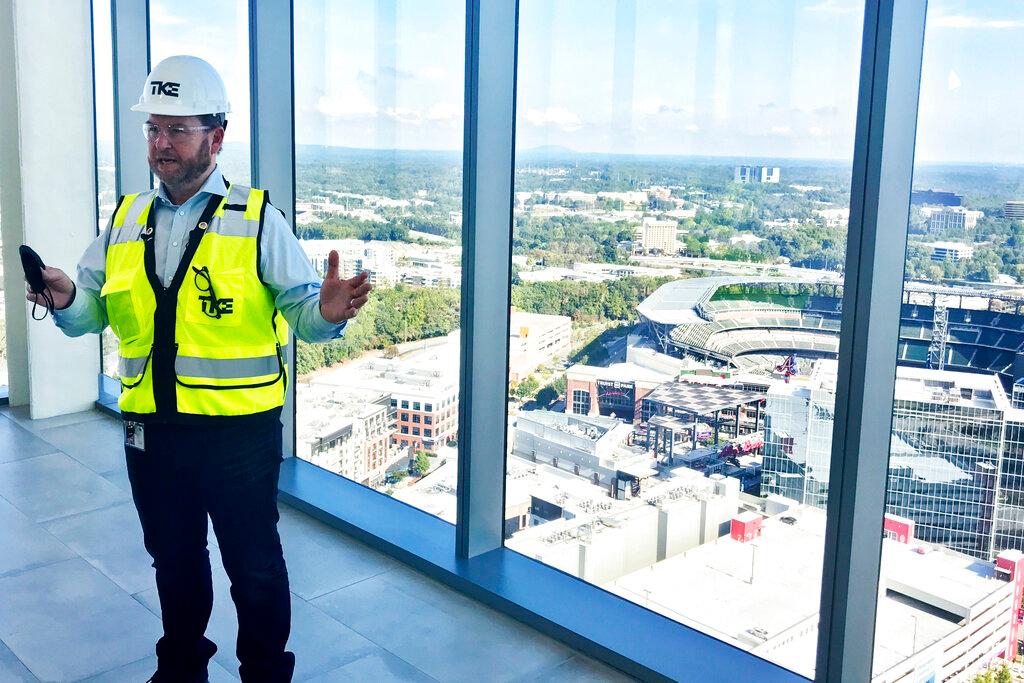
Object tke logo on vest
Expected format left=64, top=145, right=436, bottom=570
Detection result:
left=192, top=266, right=234, bottom=319
left=149, top=80, right=181, bottom=97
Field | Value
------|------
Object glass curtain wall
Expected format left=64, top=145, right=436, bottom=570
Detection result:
left=292, top=0, right=465, bottom=518
left=92, top=0, right=119, bottom=381
left=504, top=1, right=865, bottom=678
left=872, top=2, right=1024, bottom=680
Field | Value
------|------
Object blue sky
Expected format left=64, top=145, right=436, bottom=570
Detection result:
left=94, top=0, right=1024, bottom=164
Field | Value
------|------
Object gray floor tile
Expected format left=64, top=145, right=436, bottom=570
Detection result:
left=0, top=405, right=106, bottom=434
left=523, top=655, right=637, bottom=683
left=311, top=567, right=573, bottom=682
left=0, top=641, right=38, bottom=683
left=0, top=452, right=130, bottom=523
left=306, top=650, right=437, bottom=683
left=80, top=655, right=237, bottom=682
left=100, top=467, right=133, bottom=493
left=135, top=564, right=384, bottom=680
left=0, top=496, right=75, bottom=578
left=278, top=505, right=397, bottom=600
left=42, top=502, right=156, bottom=595
left=0, top=558, right=160, bottom=681
left=36, top=416, right=124, bottom=475
left=0, top=419, right=58, bottom=464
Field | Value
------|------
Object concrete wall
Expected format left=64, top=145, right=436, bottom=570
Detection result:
left=0, top=0, right=101, bottom=416
left=659, top=497, right=705, bottom=558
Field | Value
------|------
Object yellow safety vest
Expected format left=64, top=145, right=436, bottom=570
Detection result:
left=102, top=182, right=289, bottom=423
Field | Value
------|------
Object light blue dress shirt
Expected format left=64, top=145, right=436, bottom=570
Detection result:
left=54, top=166, right=347, bottom=343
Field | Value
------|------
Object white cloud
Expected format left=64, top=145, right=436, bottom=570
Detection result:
left=805, top=1, right=859, bottom=15
left=525, top=107, right=582, bottom=132
left=771, top=125, right=793, bottom=136
left=808, top=126, right=825, bottom=137
left=931, top=15, right=1024, bottom=29
left=426, top=102, right=461, bottom=122
left=384, top=107, right=422, bottom=125
left=317, top=83, right=377, bottom=117
left=685, top=123, right=700, bottom=133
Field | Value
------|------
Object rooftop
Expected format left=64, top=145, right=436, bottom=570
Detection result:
left=567, top=361, right=676, bottom=385
left=604, top=505, right=1010, bottom=679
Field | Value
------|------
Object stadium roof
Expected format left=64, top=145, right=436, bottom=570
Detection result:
left=636, top=277, right=804, bottom=326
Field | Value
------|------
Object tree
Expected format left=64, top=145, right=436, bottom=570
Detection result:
left=411, top=451, right=432, bottom=476
left=513, top=375, right=541, bottom=399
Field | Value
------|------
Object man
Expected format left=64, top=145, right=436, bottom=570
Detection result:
left=25, top=55, right=371, bottom=682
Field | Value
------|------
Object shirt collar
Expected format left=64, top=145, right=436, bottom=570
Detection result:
left=156, top=165, right=228, bottom=207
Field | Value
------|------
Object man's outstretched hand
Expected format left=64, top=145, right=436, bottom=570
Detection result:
left=319, top=250, right=373, bottom=324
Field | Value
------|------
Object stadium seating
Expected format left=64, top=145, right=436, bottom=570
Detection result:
left=665, top=288, right=1024, bottom=390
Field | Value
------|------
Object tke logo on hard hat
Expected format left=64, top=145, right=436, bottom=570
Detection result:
left=149, top=81, right=181, bottom=97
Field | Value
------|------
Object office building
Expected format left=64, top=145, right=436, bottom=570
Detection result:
left=297, top=386, right=396, bottom=485
left=928, top=241, right=975, bottom=262
left=734, top=165, right=781, bottom=184
left=633, top=216, right=679, bottom=254
left=1004, top=200, right=1024, bottom=219
left=911, top=189, right=964, bottom=206
left=508, top=311, right=572, bottom=383
left=926, top=206, right=982, bottom=232
left=763, top=361, right=1024, bottom=560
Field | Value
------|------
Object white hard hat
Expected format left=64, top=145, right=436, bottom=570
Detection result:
left=131, top=55, right=231, bottom=116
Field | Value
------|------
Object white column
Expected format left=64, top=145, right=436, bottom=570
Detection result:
left=0, top=0, right=101, bottom=418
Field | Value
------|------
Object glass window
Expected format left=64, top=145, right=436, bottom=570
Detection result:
left=412, top=414, right=420, bottom=423
left=413, top=427, right=420, bottom=436
left=149, top=0, right=252, bottom=185
left=424, top=428, right=432, bottom=437
left=293, top=0, right=464, bottom=515
left=425, top=415, right=433, bottom=425
left=401, top=426, right=409, bottom=435
left=92, top=0, right=118, bottom=384
left=873, top=3, right=1024, bottom=680
left=504, top=1, right=865, bottom=678
left=425, top=403, right=433, bottom=411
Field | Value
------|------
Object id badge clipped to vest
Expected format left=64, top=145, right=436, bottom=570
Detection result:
left=124, top=420, right=146, bottom=452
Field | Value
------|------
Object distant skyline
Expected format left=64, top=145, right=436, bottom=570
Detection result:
left=94, top=0, right=1024, bottom=165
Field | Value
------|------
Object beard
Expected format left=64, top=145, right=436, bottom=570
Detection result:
left=149, top=137, right=212, bottom=191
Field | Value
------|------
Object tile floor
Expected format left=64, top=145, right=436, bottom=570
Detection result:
left=0, top=406, right=634, bottom=682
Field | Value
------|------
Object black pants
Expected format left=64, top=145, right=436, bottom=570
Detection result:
left=125, top=418, right=295, bottom=682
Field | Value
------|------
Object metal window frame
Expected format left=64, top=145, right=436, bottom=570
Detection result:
left=95, top=0, right=150, bottom=408
left=90, top=0, right=935, bottom=679
left=110, top=0, right=150, bottom=197
left=249, top=0, right=297, bottom=458
left=815, top=1, right=928, bottom=681
left=456, top=0, right=518, bottom=559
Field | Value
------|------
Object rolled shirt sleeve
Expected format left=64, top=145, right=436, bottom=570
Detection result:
left=52, top=228, right=110, bottom=337
left=258, top=205, right=348, bottom=343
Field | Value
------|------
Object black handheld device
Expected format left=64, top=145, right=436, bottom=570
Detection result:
left=20, top=245, right=55, bottom=320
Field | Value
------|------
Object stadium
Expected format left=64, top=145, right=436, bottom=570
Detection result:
left=637, top=276, right=1024, bottom=392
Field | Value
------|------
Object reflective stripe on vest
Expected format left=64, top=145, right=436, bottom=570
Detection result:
left=103, top=182, right=289, bottom=420
left=175, top=352, right=283, bottom=380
